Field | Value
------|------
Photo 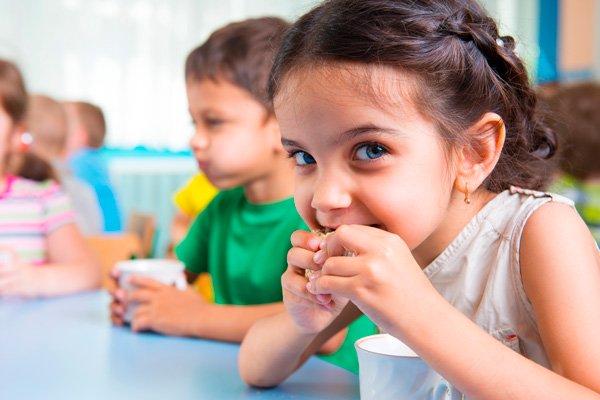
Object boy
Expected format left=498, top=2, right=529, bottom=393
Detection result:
left=544, top=82, right=600, bottom=243
left=63, top=101, right=123, bottom=232
left=110, top=17, right=375, bottom=372
left=27, top=94, right=102, bottom=236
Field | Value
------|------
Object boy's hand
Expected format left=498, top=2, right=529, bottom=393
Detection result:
left=126, top=276, right=205, bottom=337
left=0, top=248, right=37, bottom=298
left=310, top=225, right=435, bottom=333
left=282, top=230, right=349, bottom=334
left=109, top=267, right=127, bottom=326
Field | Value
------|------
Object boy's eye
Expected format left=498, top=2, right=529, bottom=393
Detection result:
left=206, top=118, right=224, bottom=127
left=291, top=151, right=315, bottom=166
left=355, top=143, right=387, bottom=160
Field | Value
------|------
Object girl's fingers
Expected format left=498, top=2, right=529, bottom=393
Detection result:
left=311, top=274, right=356, bottom=299
left=0, top=275, right=17, bottom=292
left=324, top=224, right=406, bottom=258
left=287, top=246, right=322, bottom=275
left=290, top=229, right=323, bottom=252
left=282, top=267, right=327, bottom=305
left=110, top=300, right=126, bottom=318
left=320, top=255, right=361, bottom=278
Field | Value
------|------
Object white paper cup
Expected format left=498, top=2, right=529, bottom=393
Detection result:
left=355, top=333, right=463, bottom=400
left=115, top=259, right=187, bottom=323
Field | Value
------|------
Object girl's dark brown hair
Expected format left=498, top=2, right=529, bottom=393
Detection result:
left=185, top=17, right=290, bottom=116
left=0, top=59, right=55, bottom=182
left=269, top=0, right=557, bottom=191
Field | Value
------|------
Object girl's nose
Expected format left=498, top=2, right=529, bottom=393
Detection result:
left=310, top=171, right=352, bottom=212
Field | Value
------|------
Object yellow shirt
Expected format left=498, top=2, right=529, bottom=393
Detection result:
left=172, top=173, right=218, bottom=217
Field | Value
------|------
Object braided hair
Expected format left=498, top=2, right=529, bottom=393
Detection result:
left=269, top=0, right=556, bottom=191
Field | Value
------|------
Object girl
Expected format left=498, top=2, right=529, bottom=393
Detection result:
left=239, top=0, right=600, bottom=398
left=0, top=59, right=100, bottom=298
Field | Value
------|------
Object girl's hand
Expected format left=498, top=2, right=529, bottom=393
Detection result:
left=282, top=230, right=349, bottom=334
left=126, top=276, right=205, bottom=336
left=0, top=248, right=38, bottom=298
left=309, top=225, right=436, bottom=333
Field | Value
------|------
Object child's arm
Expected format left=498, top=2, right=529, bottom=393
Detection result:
left=239, top=302, right=361, bottom=387
left=123, top=277, right=285, bottom=340
left=239, top=229, right=357, bottom=387
left=311, top=207, right=600, bottom=398
left=0, top=224, right=100, bottom=298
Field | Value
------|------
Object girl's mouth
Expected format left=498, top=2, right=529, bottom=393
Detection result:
left=315, top=223, right=387, bottom=232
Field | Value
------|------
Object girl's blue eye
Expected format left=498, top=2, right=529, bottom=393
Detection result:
left=292, top=151, right=315, bottom=166
left=355, top=143, right=387, bottom=160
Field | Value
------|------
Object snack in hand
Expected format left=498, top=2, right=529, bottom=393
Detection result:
left=305, top=229, right=355, bottom=280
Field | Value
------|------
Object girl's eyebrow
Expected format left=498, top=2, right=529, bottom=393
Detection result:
left=281, top=138, right=302, bottom=148
left=281, top=124, right=402, bottom=148
left=332, top=124, right=401, bottom=145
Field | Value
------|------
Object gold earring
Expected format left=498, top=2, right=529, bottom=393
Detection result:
left=464, top=183, right=471, bottom=205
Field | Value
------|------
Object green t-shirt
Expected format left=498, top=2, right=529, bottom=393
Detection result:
left=176, top=187, right=306, bottom=305
left=318, top=314, right=378, bottom=374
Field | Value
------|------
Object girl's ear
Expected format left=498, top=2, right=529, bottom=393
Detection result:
left=10, top=123, right=28, bottom=152
left=454, top=112, right=505, bottom=194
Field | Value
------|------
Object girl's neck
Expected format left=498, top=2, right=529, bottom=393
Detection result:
left=412, top=189, right=498, bottom=268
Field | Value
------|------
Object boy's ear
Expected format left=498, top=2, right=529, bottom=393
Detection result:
left=264, top=114, right=285, bottom=152
left=454, top=112, right=505, bottom=193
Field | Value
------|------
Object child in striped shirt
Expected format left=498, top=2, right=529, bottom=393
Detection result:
left=0, top=58, right=100, bottom=298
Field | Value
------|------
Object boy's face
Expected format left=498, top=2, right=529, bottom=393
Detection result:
left=187, top=78, right=279, bottom=190
left=276, top=66, right=459, bottom=260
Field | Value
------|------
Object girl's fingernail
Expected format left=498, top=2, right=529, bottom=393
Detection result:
left=313, top=250, right=325, bottom=264
left=306, top=282, right=313, bottom=293
left=307, top=237, right=320, bottom=251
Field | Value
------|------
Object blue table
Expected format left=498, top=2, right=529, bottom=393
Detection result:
left=0, top=291, right=359, bottom=399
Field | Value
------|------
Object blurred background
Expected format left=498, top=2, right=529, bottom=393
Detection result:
left=0, top=0, right=598, bottom=256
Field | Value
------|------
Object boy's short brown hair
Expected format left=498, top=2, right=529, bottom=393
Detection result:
left=184, top=17, right=290, bottom=115
left=64, top=101, right=106, bottom=148
left=544, top=82, right=600, bottom=180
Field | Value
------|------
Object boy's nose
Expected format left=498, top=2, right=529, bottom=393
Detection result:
left=189, top=128, right=209, bottom=150
left=310, top=171, right=352, bottom=212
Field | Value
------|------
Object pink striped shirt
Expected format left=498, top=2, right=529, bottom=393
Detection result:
left=0, top=176, right=75, bottom=265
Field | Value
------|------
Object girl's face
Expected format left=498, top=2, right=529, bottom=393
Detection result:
left=0, top=105, right=19, bottom=169
left=276, top=66, right=460, bottom=262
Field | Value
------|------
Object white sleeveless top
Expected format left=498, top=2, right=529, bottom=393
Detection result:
left=423, top=187, right=574, bottom=368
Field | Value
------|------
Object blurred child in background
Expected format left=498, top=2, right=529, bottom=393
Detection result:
left=110, top=18, right=376, bottom=371
left=169, top=172, right=218, bottom=250
left=27, top=94, right=102, bottom=236
left=63, top=101, right=122, bottom=232
left=0, top=59, right=100, bottom=298
left=544, top=82, right=600, bottom=243
left=167, top=172, right=218, bottom=301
